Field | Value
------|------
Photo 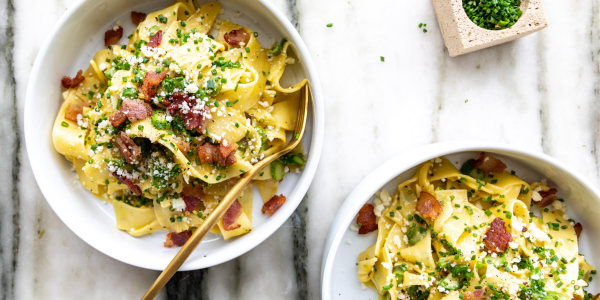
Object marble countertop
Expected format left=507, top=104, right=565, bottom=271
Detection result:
left=1, top=0, right=599, bottom=299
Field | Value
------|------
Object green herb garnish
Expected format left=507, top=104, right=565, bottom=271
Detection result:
left=463, top=0, right=522, bottom=30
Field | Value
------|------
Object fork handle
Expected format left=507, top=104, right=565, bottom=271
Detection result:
left=142, top=172, right=254, bottom=300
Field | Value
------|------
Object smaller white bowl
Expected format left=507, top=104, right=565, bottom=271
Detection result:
left=321, top=142, right=600, bottom=299
left=24, top=0, right=324, bottom=270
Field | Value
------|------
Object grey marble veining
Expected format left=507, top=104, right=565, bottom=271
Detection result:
left=0, top=0, right=18, bottom=297
left=1, top=0, right=600, bottom=299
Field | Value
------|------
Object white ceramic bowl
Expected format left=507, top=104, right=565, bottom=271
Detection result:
left=24, top=0, right=324, bottom=270
left=321, top=142, right=600, bottom=299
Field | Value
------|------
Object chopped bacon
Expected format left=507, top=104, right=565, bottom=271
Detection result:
left=121, top=98, right=152, bottom=122
left=61, top=70, right=85, bottom=89
left=64, top=102, right=83, bottom=123
left=109, top=110, right=127, bottom=127
left=181, top=185, right=205, bottom=213
left=164, top=92, right=210, bottom=131
left=164, top=231, right=192, bottom=247
left=197, top=140, right=238, bottom=166
left=574, top=222, right=583, bottom=238
left=222, top=200, right=242, bottom=231
left=131, top=11, right=146, bottom=25
left=104, top=26, right=123, bottom=46
left=484, top=218, right=513, bottom=253
left=148, top=30, right=163, bottom=48
left=357, top=203, right=377, bottom=234
left=108, top=99, right=153, bottom=127
left=197, top=143, right=218, bottom=164
left=472, top=152, right=507, bottom=173
left=463, top=289, right=484, bottom=300
left=416, top=191, right=442, bottom=220
left=111, top=171, right=142, bottom=196
left=262, top=194, right=286, bottom=216
left=114, top=131, right=141, bottom=164
left=175, top=138, right=191, bottom=153
left=182, top=184, right=204, bottom=198
left=224, top=29, right=249, bottom=47
left=183, top=196, right=203, bottom=213
left=141, top=70, right=168, bottom=99
left=534, top=188, right=558, bottom=208
left=218, top=140, right=238, bottom=166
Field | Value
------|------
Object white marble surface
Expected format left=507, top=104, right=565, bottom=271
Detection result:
left=1, top=0, right=599, bottom=299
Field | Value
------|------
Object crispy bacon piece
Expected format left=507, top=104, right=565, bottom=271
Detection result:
left=181, top=185, right=205, bottom=213
left=183, top=196, right=203, bottom=213
left=114, top=131, right=141, bottom=164
left=262, top=194, right=286, bottom=216
left=484, top=218, right=513, bottom=253
left=534, top=188, right=558, bottom=208
left=197, top=140, right=238, bottom=167
left=131, top=11, right=146, bottom=25
left=123, top=99, right=153, bottom=120
left=222, top=200, right=242, bottom=231
left=164, top=230, right=192, bottom=247
left=141, top=70, right=168, bottom=100
left=64, top=102, right=83, bottom=123
left=463, top=289, right=484, bottom=300
left=104, top=26, right=123, bottom=46
left=416, top=191, right=442, bottom=220
left=148, top=30, right=163, bottom=48
left=181, top=183, right=205, bottom=213
left=472, top=152, right=507, bottom=173
left=110, top=99, right=153, bottom=127
left=183, top=184, right=204, bottom=197
left=122, top=99, right=152, bottom=121
left=574, top=222, right=583, bottom=238
left=218, top=141, right=238, bottom=166
left=111, top=171, right=142, bottom=196
left=357, top=203, right=377, bottom=234
left=175, top=138, right=191, bottom=153
left=61, top=70, right=85, bottom=89
left=164, top=92, right=210, bottom=131
left=108, top=99, right=152, bottom=127
left=224, top=29, right=249, bottom=47
left=197, top=143, right=218, bottom=164
left=109, top=111, right=127, bottom=127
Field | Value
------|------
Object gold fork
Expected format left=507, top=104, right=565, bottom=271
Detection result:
left=142, top=84, right=310, bottom=300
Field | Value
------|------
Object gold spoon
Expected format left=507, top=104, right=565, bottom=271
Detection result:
left=142, top=84, right=310, bottom=300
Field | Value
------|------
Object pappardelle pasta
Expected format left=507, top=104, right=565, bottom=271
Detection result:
left=53, top=1, right=306, bottom=247
left=355, top=153, right=597, bottom=299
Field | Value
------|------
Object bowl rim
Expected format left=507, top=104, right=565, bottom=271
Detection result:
left=320, top=141, right=600, bottom=299
left=24, top=0, right=325, bottom=270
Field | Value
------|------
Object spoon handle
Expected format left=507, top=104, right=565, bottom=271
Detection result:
left=142, top=173, right=253, bottom=300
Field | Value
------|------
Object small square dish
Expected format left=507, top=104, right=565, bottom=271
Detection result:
left=433, top=0, right=548, bottom=56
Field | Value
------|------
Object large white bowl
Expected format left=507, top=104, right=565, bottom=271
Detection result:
left=24, top=0, right=324, bottom=270
left=321, top=142, right=600, bottom=299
